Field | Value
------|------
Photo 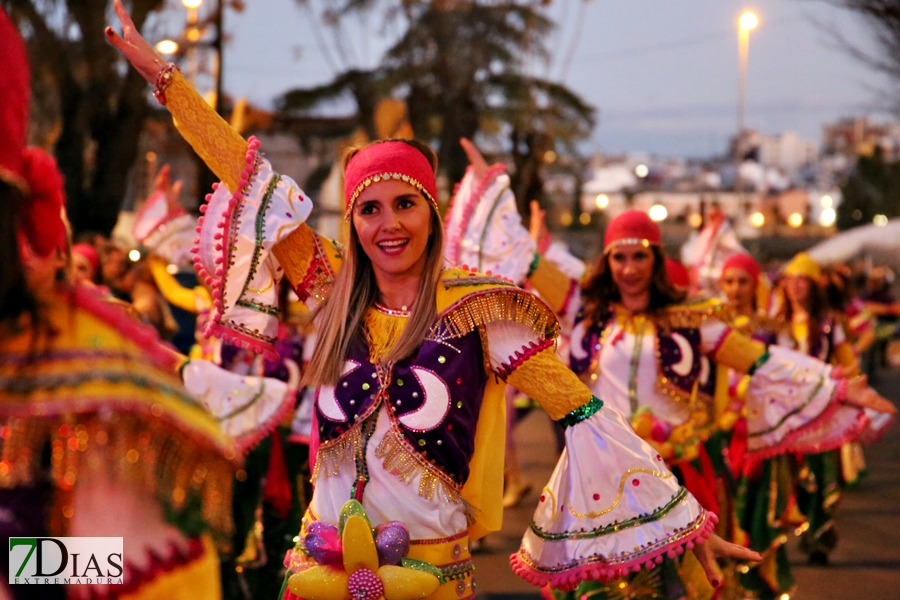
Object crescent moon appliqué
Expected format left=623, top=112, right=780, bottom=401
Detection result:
left=670, top=332, right=694, bottom=377
left=569, top=321, right=589, bottom=361
left=397, top=367, right=451, bottom=432
left=699, top=355, right=711, bottom=386
left=317, top=360, right=361, bottom=422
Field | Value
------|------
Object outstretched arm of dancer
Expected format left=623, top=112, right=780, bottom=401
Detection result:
left=106, top=0, right=247, bottom=190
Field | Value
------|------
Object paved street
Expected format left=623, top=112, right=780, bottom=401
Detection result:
left=476, top=368, right=900, bottom=599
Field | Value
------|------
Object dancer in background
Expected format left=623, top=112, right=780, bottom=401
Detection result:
left=683, top=202, right=748, bottom=298
left=718, top=254, right=801, bottom=599
left=444, top=149, right=893, bottom=599
left=0, top=8, right=238, bottom=598
left=776, top=253, right=859, bottom=566
left=106, top=4, right=762, bottom=598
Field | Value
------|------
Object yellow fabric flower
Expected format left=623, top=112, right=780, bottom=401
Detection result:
left=288, top=514, right=441, bottom=600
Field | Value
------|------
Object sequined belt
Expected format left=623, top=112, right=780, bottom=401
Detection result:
left=408, top=530, right=476, bottom=600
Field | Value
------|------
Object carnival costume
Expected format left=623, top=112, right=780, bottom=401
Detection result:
left=445, top=173, right=876, bottom=597
left=138, top=64, right=741, bottom=599
left=0, top=11, right=239, bottom=598
left=776, top=253, right=864, bottom=564
left=718, top=254, right=801, bottom=599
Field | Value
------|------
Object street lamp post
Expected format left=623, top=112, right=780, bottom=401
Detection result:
left=735, top=10, right=758, bottom=194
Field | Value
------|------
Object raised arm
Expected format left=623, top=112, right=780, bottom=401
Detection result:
left=106, top=0, right=246, bottom=190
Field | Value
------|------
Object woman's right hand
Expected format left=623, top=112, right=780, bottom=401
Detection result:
left=105, top=0, right=166, bottom=84
left=845, top=375, right=897, bottom=415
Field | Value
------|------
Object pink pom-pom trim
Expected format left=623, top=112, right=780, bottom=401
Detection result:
left=509, top=512, right=718, bottom=592
left=190, top=137, right=274, bottom=354
left=746, top=379, right=869, bottom=461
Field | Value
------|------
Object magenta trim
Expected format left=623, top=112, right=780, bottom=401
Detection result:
left=444, top=164, right=507, bottom=266
left=509, top=512, right=718, bottom=591
left=497, top=337, right=555, bottom=379
left=858, top=413, right=896, bottom=445
left=207, top=321, right=279, bottom=362
left=72, top=285, right=179, bottom=372
left=709, top=327, right=734, bottom=359
left=190, top=137, right=279, bottom=358
left=746, top=380, right=869, bottom=460
left=106, top=537, right=206, bottom=599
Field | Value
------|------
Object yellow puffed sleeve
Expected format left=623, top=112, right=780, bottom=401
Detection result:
left=712, top=329, right=767, bottom=374
left=271, top=225, right=343, bottom=304
left=165, top=71, right=248, bottom=192
left=505, top=347, right=593, bottom=421
left=526, top=256, right=576, bottom=314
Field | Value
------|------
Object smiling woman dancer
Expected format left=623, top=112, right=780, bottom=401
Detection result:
left=105, top=3, right=760, bottom=598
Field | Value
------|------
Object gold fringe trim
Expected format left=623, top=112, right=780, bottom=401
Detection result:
left=312, top=425, right=361, bottom=483
left=433, top=289, right=559, bottom=342
left=655, top=299, right=732, bottom=331
left=364, top=310, right=408, bottom=365
left=0, top=412, right=235, bottom=540
left=375, top=427, right=467, bottom=507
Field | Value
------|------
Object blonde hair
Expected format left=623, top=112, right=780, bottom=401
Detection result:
left=303, top=141, right=444, bottom=387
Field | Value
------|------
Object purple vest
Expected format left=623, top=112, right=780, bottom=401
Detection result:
left=315, top=327, right=487, bottom=486
left=571, top=308, right=717, bottom=403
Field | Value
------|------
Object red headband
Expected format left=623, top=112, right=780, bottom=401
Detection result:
left=604, top=210, right=661, bottom=253
left=343, top=141, right=438, bottom=220
left=721, top=253, right=760, bottom=285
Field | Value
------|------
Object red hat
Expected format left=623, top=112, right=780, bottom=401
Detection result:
left=343, top=140, right=438, bottom=220
left=1, top=8, right=67, bottom=258
left=721, top=253, right=760, bottom=285
left=603, top=209, right=661, bottom=253
left=72, top=243, right=100, bottom=273
left=665, top=257, right=690, bottom=289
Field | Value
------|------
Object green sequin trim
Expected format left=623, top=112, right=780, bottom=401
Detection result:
left=235, top=173, right=281, bottom=304
left=526, top=251, right=541, bottom=278
left=747, top=351, right=770, bottom=376
left=559, top=396, right=604, bottom=428
left=529, top=487, right=688, bottom=541
left=235, top=299, right=280, bottom=316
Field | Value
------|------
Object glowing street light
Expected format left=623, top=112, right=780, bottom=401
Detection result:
left=635, top=164, right=649, bottom=178
left=788, top=213, right=803, bottom=228
left=874, top=214, right=889, bottom=227
left=579, top=212, right=591, bottom=225
left=182, top=0, right=203, bottom=8
left=594, top=194, right=609, bottom=210
left=750, top=212, right=765, bottom=227
left=819, top=207, right=836, bottom=226
left=128, top=249, right=142, bottom=262
left=155, top=39, right=179, bottom=55
left=820, top=194, right=833, bottom=208
left=739, top=10, right=759, bottom=32
left=648, top=204, right=668, bottom=222
left=735, top=9, right=759, bottom=192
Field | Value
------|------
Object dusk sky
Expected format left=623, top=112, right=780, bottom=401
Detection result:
left=163, top=0, right=893, bottom=157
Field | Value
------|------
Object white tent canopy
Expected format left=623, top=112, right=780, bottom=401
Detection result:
left=807, top=219, right=900, bottom=266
